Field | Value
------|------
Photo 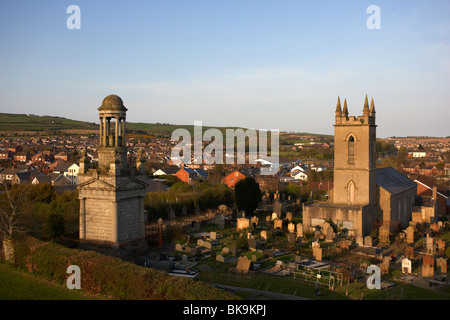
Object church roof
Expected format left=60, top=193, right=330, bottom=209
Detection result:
left=376, top=167, right=416, bottom=195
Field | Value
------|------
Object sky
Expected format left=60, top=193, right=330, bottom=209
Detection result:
left=0, top=0, right=449, bottom=138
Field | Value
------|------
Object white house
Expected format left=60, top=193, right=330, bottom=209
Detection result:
left=64, top=163, right=80, bottom=185
left=292, top=171, right=308, bottom=181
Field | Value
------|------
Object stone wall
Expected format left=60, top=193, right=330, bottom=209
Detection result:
left=84, top=198, right=114, bottom=242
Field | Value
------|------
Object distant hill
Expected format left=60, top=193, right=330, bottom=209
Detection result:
left=0, top=113, right=97, bottom=132
left=0, top=112, right=331, bottom=141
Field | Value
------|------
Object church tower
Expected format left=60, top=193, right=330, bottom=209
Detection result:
left=332, top=95, right=377, bottom=207
left=78, top=95, right=148, bottom=246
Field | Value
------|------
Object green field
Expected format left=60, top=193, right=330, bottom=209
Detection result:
left=0, top=262, right=99, bottom=300
left=0, top=113, right=97, bottom=132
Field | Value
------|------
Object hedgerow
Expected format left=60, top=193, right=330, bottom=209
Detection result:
left=12, top=237, right=239, bottom=300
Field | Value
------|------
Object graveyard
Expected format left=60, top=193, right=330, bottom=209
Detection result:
left=134, top=196, right=450, bottom=300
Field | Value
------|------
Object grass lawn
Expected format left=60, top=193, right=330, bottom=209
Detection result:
left=0, top=262, right=99, bottom=300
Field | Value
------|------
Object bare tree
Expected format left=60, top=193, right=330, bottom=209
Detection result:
left=0, top=182, right=30, bottom=261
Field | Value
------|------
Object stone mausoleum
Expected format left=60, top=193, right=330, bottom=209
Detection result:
left=302, top=96, right=417, bottom=239
left=77, top=95, right=148, bottom=246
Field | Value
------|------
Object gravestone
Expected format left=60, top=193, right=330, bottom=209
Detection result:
left=379, top=225, right=390, bottom=244
left=182, top=205, right=187, bottom=216
left=422, top=264, right=434, bottom=279
left=295, top=255, right=302, bottom=263
left=229, top=246, right=237, bottom=256
left=426, top=234, right=434, bottom=254
left=356, top=236, right=364, bottom=246
left=248, top=238, right=257, bottom=251
left=236, top=217, right=250, bottom=231
left=236, top=256, right=251, bottom=274
left=260, top=230, right=267, bottom=241
left=169, top=207, right=175, bottom=220
left=436, top=239, right=446, bottom=253
left=266, top=215, right=271, bottom=222
left=405, top=246, right=414, bottom=259
left=423, top=254, right=434, bottom=266
left=287, top=233, right=296, bottom=244
left=323, top=222, right=331, bottom=236
left=296, top=223, right=303, bottom=238
left=175, top=243, right=183, bottom=252
left=325, top=226, right=334, bottom=243
left=437, top=257, right=447, bottom=274
left=210, top=231, right=217, bottom=241
left=251, top=255, right=257, bottom=262
left=286, top=211, right=293, bottom=221
left=214, top=213, right=224, bottom=224
left=251, top=216, right=259, bottom=226
left=273, top=199, right=282, bottom=217
left=312, top=247, right=322, bottom=261
left=380, top=257, right=390, bottom=275
left=218, top=221, right=225, bottom=230
left=364, top=236, right=372, bottom=247
left=288, top=222, right=295, bottom=234
left=182, top=254, right=188, bottom=263
left=274, top=219, right=283, bottom=229
left=203, top=241, right=212, bottom=249
left=402, top=258, right=412, bottom=274
left=271, top=212, right=278, bottom=221
left=197, top=239, right=204, bottom=247
left=222, top=247, right=230, bottom=255
left=406, top=226, right=415, bottom=244
left=216, top=255, right=225, bottom=263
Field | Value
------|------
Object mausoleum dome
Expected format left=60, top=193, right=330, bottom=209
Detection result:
left=98, top=94, right=127, bottom=112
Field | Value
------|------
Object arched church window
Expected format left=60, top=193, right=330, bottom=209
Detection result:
left=348, top=135, right=355, bottom=165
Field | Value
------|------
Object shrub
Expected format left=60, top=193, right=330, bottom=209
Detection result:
left=13, top=237, right=239, bottom=300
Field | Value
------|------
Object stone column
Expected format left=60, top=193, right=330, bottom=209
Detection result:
left=114, top=118, right=119, bottom=147
left=103, top=117, right=107, bottom=147
left=99, top=118, right=103, bottom=147
left=122, top=118, right=126, bottom=147
left=117, top=118, right=122, bottom=147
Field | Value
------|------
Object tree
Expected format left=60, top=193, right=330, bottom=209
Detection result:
left=43, top=212, right=65, bottom=240
left=0, top=182, right=30, bottom=262
left=234, top=177, right=261, bottom=216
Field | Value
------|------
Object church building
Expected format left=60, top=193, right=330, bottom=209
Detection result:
left=302, top=96, right=417, bottom=239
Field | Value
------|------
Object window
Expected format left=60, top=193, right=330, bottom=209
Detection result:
left=348, top=181, right=355, bottom=204
left=348, top=135, right=355, bottom=165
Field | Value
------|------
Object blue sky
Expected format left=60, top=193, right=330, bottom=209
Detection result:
left=0, top=1, right=449, bottom=137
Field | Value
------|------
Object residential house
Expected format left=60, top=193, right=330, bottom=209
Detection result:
left=0, top=150, right=13, bottom=160
left=175, top=166, right=208, bottom=184
left=153, top=166, right=180, bottom=176
left=410, top=174, right=449, bottom=216
left=65, top=163, right=80, bottom=185
left=222, top=167, right=260, bottom=188
left=12, top=171, right=32, bottom=184
left=13, top=152, right=30, bottom=163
